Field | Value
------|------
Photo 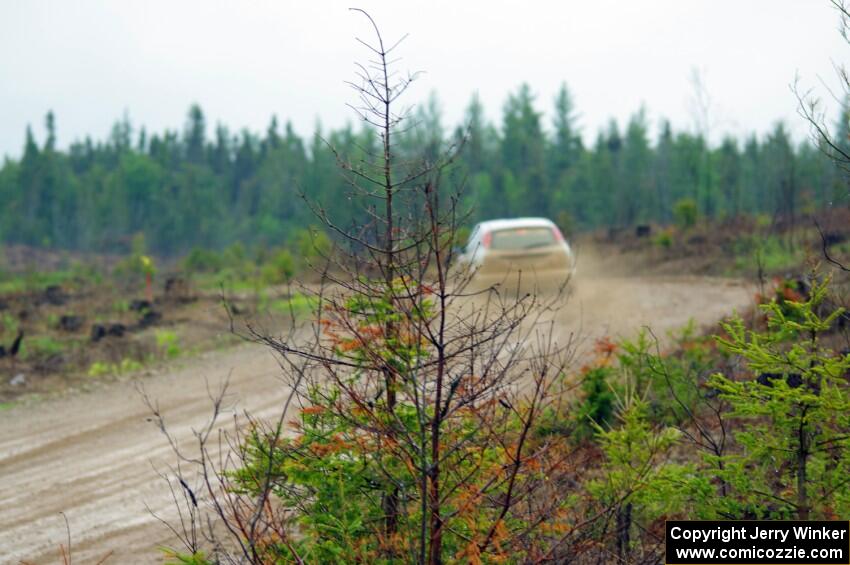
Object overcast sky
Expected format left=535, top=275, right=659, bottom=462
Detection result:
left=1, top=1, right=847, bottom=159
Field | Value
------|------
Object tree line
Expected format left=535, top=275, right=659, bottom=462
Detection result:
left=0, top=83, right=845, bottom=256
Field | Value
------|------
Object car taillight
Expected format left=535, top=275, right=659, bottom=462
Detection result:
left=552, top=227, right=565, bottom=242
left=482, top=232, right=492, bottom=248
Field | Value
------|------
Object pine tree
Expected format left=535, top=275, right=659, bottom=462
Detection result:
left=710, top=278, right=850, bottom=519
left=501, top=83, right=547, bottom=215
left=549, top=82, right=582, bottom=182
left=716, top=137, right=741, bottom=217
left=621, top=109, right=652, bottom=225
left=185, top=104, right=206, bottom=164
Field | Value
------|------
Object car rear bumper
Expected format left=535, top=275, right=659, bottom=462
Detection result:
left=469, top=266, right=575, bottom=292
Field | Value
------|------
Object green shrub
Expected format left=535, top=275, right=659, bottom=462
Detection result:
left=222, top=283, right=577, bottom=563
left=260, top=249, right=295, bottom=285
left=754, top=213, right=772, bottom=229
left=68, top=261, right=103, bottom=286
left=233, top=385, right=553, bottom=563
left=155, top=330, right=181, bottom=359
left=269, top=293, right=318, bottom=317
left=222, top=242, right=247, bottom=265
left=294, top=227, right=332, bottom=265
left=113, top=233, right=156, bottom=283
left=20, top=336, right=66, bottom=360
left=673, top=198, right=698, bottom=229
left=567, top=325, right=714, bottom=435
left=87, top=361, right=111, bottom=377
left=183, top=247, right=223, bottom=273
left=652, top=228, right=673, bottom=248
left=573, top=366, right=617, bottom=440
left=161, top=549, right=210, bottom=565
left=756, top=236, right=804, bottom=272
left=1, top=312, right=19, bottom=337
left=709, top=275, right=850, bottom=519
left=120, top=358, right=144, bottom=373
left=0, top=264, right=101, bottom=294
left=87, top=358, right=144, bottom=377
left=730, top=235, right=803, bottom=275
left=589, top=397, right=690, bottom=518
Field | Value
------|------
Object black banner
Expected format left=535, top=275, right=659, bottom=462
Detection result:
left=666, top=521, right=850, bottom=564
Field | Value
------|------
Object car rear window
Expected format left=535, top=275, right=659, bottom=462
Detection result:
left=490, top=227, right=556, bottom=250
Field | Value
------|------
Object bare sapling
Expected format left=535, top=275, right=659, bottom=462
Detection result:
left=146, top=10, right=597, bottom=565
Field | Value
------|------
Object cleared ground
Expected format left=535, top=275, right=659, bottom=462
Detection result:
left=0, top=250, right=754, bottom=564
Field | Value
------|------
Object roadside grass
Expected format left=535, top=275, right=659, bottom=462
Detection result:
left=0, top=263, right=102, bottom=295
left=155, top=329, right=181, bottom=359
left=731, top=235, right=805, bottom=274
left=1, top=312, right=19, bottom=336
left=268, top=293, right=318, bottom=317
left=191, top=268, right=263, bottom=293
left=88, top=358, right=145, bottom=378
left=86, top=330, right=182, bottom=378
left=20, top=336, right=74, bottom=361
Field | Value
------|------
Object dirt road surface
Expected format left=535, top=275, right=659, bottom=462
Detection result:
left=0, top=258, right=754, bottom=564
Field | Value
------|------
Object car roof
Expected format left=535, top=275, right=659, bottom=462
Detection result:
left=476, top=217, right=557, bottom=232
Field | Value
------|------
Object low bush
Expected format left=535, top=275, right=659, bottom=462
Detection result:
left=183, top=247, right=224, bottom=273
left=259, top=248, right=295, bottom=285
left=88, top=357, right=144, bottom=377
left=268, top=293, right=318, bottom=317
left=20, top=336, right=67, bottom=360
left=155, top=330, right=181, bottom=359
left=652, top=228, right=674, bottom=248
left=673, top=197, right=698, bottom=229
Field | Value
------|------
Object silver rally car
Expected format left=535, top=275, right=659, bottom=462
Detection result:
left=455, top=217, right=576, bottom=290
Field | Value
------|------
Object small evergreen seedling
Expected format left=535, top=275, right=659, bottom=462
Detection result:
left=710, top=275, right=850, bottom=519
